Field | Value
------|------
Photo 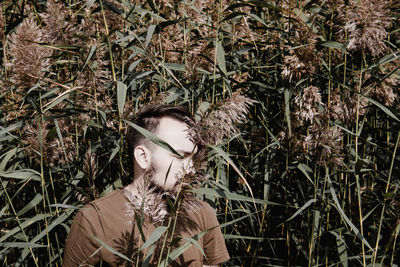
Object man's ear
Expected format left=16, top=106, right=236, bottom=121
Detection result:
left=134, top=145, right=151, bottom=170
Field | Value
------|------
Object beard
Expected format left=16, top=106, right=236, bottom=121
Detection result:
left=123, top=166, right=205, bottom=225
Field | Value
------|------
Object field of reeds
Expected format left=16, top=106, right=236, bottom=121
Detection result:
left=1, top=0, right=400, bottom=266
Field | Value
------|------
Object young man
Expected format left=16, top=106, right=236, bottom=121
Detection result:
left=63, top=104, right=230, bottom=266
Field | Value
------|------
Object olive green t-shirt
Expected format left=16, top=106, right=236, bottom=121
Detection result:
left=63, top=189, right=229, bottom=266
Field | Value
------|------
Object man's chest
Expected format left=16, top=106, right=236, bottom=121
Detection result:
left=95, top=214, right=205, bottom=266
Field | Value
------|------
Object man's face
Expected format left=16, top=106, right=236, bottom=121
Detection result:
left=148, top=117, right=197, bottom=193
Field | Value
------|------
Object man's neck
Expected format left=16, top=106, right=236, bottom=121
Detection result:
left=125, top=176, right=144, bottom=197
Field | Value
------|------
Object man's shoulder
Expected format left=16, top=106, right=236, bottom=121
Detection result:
left=184, top=198, right=219, bottom=226
left=75, top=189, right=134, bottom=231
left=194, top=199, right=216, bottom=214
left=92, top=189, right=125, bottom=204
left=79, top=189, right=126, bottom=217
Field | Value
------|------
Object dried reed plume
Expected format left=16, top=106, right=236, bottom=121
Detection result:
left=124, top=185, right=168, bottom=225
left=84, top=148, right=98, bottom=183
left=41, top=0, right=81, bottom=45
left=367, top=73, right=399, bottom=107
left=294, top=86, right=323, bottom=125
left=200, top=91, right=256, bottom=145
left=42, top=0, right=114, bottom=103
left=304, top=124, right=344, bottom=166
left=329, top=90, right=350, bottom=123
left=7, top=16, right=51, bottom=88
left=0, top=8, right=4, bottom=44
left=128, top=0, right=257, bottom=79
left=123, top=168, right=202, bottom=225
left=338, top=0, right=392, bottom=56
left=329, top=88, right=369, bottom=125
left=281, top=12, right=321, bottom=82
left=287, top=85, right=345, bottom=166
left=2, top=0, right=127, bottom=166
left=22, top=119, right=76, bottom=166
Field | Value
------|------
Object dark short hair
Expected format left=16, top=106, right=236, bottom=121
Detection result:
left=126, top=104, right=197, bottom=160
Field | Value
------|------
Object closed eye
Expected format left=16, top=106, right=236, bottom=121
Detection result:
left=173, top=151, right=193, bottom=160
left=183, top=152, right=192, bottom=158
left=173, top=154, right=185, bottom=159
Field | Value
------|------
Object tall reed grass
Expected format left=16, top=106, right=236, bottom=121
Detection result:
left=0, top=0, right=399, bottom=266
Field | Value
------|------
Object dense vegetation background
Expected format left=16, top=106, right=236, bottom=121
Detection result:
left=1, top=0, right=400, bottom=266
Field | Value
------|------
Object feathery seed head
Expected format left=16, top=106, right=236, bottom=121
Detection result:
left=294, top=86, right=323, bottom=125
left=200, top=91, right=257, bottom=145
left=0, top=8, right=4, bottom=44
left=304, top=124, right=344, bottom=166
left=7, top=17, right=52, bottom=88
left=338, top=0, right=392, bottom=56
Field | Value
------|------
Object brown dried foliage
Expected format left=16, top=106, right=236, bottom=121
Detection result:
left=304, top=124, right=344, bottom=166
left=294, top=86, right=323, bottom=125
left=22, top=118, right=76, bottom=166
left=127, top=0, right=258, bottom=81
left=281, top=9, right=322, bottom=82
left=123, top=168, right=202, bottom=225
left=2, top=1, right=126, bottom=165
left=329, top=89, right=369, bottom=125
left=7, top=16, right=52, bottom=88
left=337, top=0, right=392, bottom=56
left=0, top=7, right=4, bottom=44
left=285, top=85, right=345, bottom=166
left=199, top=91, right=256, bottom=145
left=366, top=74, right=399, bottom=107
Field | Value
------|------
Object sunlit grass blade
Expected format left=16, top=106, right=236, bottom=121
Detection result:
left=0, top=170, right=41, bottom=182
left=16, top=193, right=43, bottom=217
left=191, top=187, right=283, bottom=206
left=327, top=174, right=373, bottom=251
left=91, top=235, right=133, bottom=263
left=117, top=81, right=128, bottom=117
left=140, top=226, right=168, bottom=250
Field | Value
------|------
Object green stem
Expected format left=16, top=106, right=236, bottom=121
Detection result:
left=0, top=178, right=39, bottom=267
left=99, top=0, right=116, bottom=83
left=355, top=70, right=366, bottom=267
left=372, top=130, right=400, bottom=266
left=38, top=92, right=51, bottom=264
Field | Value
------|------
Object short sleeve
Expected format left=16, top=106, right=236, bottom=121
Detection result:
left=202, top=204, right=230, bottom=265
left=63, top=209, right=100, bottom=267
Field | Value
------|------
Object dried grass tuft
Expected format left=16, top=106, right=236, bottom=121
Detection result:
left=7, top=16, right=51, bottom=88
left=337, top=0, right=392, bottom=56
left=0, top=7, right=4, bottom=44
left=200, top=91, right=257, bottom=145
